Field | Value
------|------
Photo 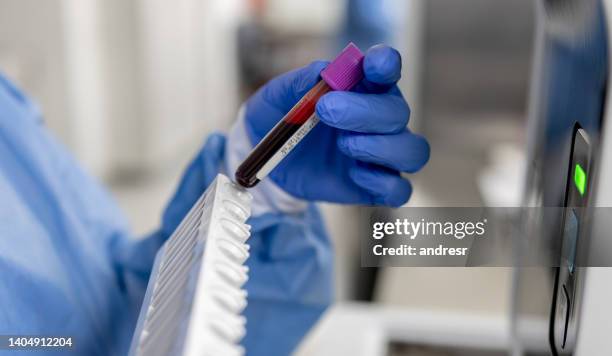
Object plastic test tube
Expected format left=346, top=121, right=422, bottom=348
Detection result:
left=235, top=43, right=365, bottom=188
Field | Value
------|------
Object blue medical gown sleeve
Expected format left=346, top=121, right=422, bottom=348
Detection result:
left=158, top=133, right=334, bottom=356
left=242, top=208, right=333, bottom=356
left=0, top=73, right=168, bottom=355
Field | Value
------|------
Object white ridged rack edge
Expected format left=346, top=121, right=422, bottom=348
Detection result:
left=129, top=174, right=253, bottom=356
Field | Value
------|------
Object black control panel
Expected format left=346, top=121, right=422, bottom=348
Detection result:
left=551, top=127, right=591, bottom=355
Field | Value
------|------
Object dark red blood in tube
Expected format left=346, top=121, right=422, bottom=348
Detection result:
left=235, top=42, right=365, bottom=188
left=235, top=81, right=331, bottom=188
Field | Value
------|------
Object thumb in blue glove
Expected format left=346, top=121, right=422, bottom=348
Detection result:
left=244, top=44, right=430, bottom=206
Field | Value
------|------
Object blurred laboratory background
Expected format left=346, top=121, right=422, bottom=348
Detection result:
left=0, top=0, right=535, bottom=354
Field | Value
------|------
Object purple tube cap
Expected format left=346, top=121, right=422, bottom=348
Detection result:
left=321, top=42, right=365, bottom=91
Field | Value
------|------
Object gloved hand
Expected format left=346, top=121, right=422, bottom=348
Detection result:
left=244, top=44, right=429, bottom=206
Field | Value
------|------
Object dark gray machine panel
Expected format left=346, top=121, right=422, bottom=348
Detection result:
left=514, top=0, right=608, bottom=355
left=551, top=128, right=591, bottom=354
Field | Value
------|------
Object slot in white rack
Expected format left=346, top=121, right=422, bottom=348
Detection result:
left=129, top=174, right=252, bottom=356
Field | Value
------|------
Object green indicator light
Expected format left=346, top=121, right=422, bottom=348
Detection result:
left=574, top=163, right=586, bottom=196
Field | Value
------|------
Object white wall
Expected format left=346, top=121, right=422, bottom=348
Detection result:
left=0, top=0, right=243, bottom=179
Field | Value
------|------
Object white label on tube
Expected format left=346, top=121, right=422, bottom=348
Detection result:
left=255, top=114, right=319, bottom=180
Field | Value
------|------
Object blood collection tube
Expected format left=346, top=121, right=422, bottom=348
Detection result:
left=235, top=43, right=365, bottom=188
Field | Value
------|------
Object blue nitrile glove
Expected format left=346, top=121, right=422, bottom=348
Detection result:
left=244, top=44, right=429, bottom=206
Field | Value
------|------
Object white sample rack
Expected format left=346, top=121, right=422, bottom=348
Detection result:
left=129, top=174, right=252, bottom=356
